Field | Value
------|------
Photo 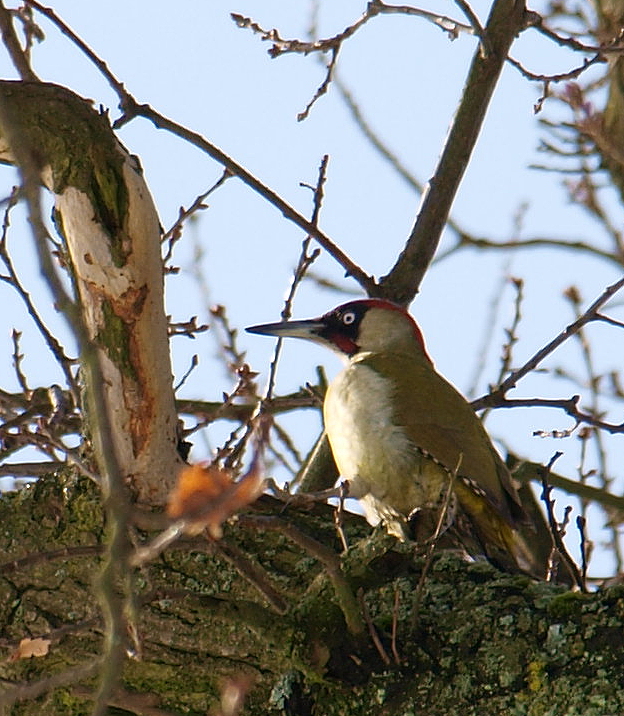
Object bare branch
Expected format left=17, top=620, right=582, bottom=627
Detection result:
left=511, top=456, right=624, bottom=513
left=23, top=0, right=125, bottom=95
left=0, top=544, right=103, bottom=575
left=378, top=0, right=528, bottom=304
left=359, top=586, right=391, bottom=665
left=534, top=15, right=624, bottom=55
left=0, top=1, right=38, bottom=80
left=240, top=514, right=365, bottom=636
left=0, top=660, right=101, bottom=709
left=479, top=394, right=624, bottom=434
left=0, top=460, right=64, bottom=477
left=161, top=169, right=231, bottom=267
left=233, top=0, right=472, bottom=124
left=297, top=47, right=339, bottom=122
left=168, top=316, right=209, bottom=339
left=232, top=1, right=472, bottom=59
left=454, top=0, right=490, bottom=54
left=210, top=538, right=288, bottom=614
left=0, top=187, right=79, bottom=398
left=21, top=0, right=373, bottom=292
left=366, top=1, right=472, bottom=38
left=506, top=52, right=607, bottom=84
left=472, top=275, right=624, bottom=408
left=436, top=232, right=623, bottom=267
left=122, top=103, right=373, bottom=290
left=539, top=453, right=585, bottom=590
left=263, top=155, right=327, bottom=402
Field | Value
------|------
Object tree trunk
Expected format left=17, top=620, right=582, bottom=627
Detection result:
left=0, top=80, right=182, bottom=505
left=1, top=474, right=623, bottom=715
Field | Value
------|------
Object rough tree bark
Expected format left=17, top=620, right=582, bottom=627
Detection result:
left=1, top=474, right=623, bottom=715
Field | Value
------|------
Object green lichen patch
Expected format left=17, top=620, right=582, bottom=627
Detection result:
left=94, top=298, right=136, bottom=379
left=2, top=475, right=624, bottom=715
left=0, top=81, right=130, bottom=267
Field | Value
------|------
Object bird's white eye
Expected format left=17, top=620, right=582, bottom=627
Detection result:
left=341, top=311, right=356, bottom=325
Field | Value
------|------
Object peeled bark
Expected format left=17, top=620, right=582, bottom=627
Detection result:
left=0, top=80, right=182, bottom=504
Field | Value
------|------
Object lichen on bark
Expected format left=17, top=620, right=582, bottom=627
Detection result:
left=95, top=298, right=136, bottom=380
left=2, top=472, right=624, bottom=715
left=0, top=80, right=129, bottom=266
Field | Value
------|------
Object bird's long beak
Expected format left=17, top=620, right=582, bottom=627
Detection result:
left=246, top=318, right=325, bottom=341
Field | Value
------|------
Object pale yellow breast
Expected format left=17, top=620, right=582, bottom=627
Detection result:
left=324, top=359, right=448, bottom=529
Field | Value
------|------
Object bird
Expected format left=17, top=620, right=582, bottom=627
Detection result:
left=247, top=298, right=549, bottom=579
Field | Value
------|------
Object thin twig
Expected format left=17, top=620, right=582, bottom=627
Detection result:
left=466, top=257, right=515, bottom=399
left=232, top=0, right=472, bottom=57
left=0, top=460, right=65, bottom=477
left=10, top=329, right=29, bottom=393
left=539, top=452, right=585, bottom=590
left=564, top=287, right=622, bottom=570
left=162, top=169, right=231, bottom=266
left=0, top=659, right=101, bottom=709
left=365, top=0, right=472, bottom=38
left=211, top=538, right=288, bottom=614
left=411, top=459, right=458, bottom=628
left=0, top=1, right=38, bottom=80
left=0, top=544, right=103, bottom=574
left=333, top=481, right=349, bottom=553
left=210, top=304, right=252, bottom=377
left=391, top=584, right=402, bottom=665
left=270, top=420, right=304, bottom=470
left=472, top=276, right=624, bottom=409
left=23, top=0, right=126, bottom=94
left=480, top=276, right=524, bottom=418
left=174, top=354, right=199, bottom=393
left=534, top=16, right=624, bottom=55
left=240, top=514, right=365, bottom=635
left=358, top=587, right=391, bottom=665
left=297, top=47, right=339, bottom=121
left=506, top=52, right=606, bottom=84
left=0, top=187, right=79, bottom=400
left=454, top=0, right=490, bottom=55
left=131, top=107, right=373, bottom=286
left=576, top=515, right=589, bottom=589
left=168, top=316, right=209, bottom=339
left=437, top=232, right=622, bottom=267
left=264, top=155, right=328, bottom=403
left=22, top=0, right=374, bottom=293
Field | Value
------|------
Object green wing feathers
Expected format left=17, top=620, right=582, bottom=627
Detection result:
left=362, top=352, right=552, bottom=579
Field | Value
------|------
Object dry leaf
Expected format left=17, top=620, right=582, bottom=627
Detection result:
left=9, top=637, right=51, bottom=661
left=167, top=460, right=265, bottom=538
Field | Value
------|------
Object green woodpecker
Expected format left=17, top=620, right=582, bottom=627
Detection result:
left=247, top=299, right=546, bottom=578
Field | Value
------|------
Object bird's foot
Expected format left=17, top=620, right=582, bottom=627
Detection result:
left=267, top=478, right=348, bottom=508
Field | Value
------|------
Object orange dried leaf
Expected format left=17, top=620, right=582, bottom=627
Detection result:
left=167, top=464, right=233, bottom=519
left=10, top=637, right=51, bottom=661
left=167, top=461, right=265, bottom=538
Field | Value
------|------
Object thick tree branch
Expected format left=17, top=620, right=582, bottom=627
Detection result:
left=378, top=0, right=528, bottom=304
left=0, top=85, right=131, bottom=716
